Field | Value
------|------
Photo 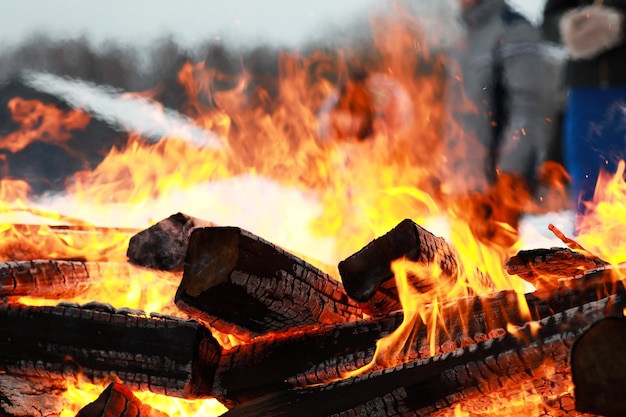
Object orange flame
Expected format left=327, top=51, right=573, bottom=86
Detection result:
left=0, top=97, right=90, bottom=153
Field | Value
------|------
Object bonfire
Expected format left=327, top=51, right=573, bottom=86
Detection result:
left=1, top=6, right=625, bottom=417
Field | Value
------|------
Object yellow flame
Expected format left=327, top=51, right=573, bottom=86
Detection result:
left=58, top=380, right=227, bottom=417
left=577, top=160, right=626, bottom=265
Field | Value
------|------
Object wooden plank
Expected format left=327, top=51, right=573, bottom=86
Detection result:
left=175, top=226, right=363, bottom=340
left=0, top=301, right=221, bottom=399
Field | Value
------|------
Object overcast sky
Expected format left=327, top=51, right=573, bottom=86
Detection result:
left=3, top=0, right=546, bottom=48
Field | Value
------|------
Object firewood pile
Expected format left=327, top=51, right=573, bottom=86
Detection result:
left=1, top=213, right=625, bottom=416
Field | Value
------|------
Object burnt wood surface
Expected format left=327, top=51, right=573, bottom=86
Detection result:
left=0, top=260, right=140, bottom=299
left=213, top=270, right=624, bottom=407
left=221, top=293, right=624, bottom=417
left=0, top=301, right=221, bottom=399
left=127, top=212, right=215, bottom=272
left=76, top=382, right=168, bottom=417
left=504, top=247, right=610, bottom=289
left=338, top=219, right=492, bottom=316
left=571, top=316, right=626, bottom=416
left=0, top=375, right=66, bottom=417
left=175, top=226, right=363, bottom=340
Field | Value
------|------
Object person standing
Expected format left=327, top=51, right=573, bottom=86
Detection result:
left=542, top=0, right=626, bottom=231
left=445, top=0, right=564, bottom=245
left=451, top=0, right=563, bottom=193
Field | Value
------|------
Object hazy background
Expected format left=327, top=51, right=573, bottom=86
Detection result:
left=0, top=0, right=549, bottom=91
left=2, top=0, right=546, bottom=48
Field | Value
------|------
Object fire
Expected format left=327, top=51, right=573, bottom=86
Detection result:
left=58, top=379, right=227, bottom=417
left=0, top=97, right=90, bottom=153
left=576, top=160, right=626, bottom=265
left=1, top=4, right=618, bottom=417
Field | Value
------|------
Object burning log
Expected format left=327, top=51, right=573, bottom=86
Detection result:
left=127, top=213, right=215, bottom=272
left=175, top=226, right=363, bottom=339
left=220, top=293, right=624, bottom=417
left=0, top=260, right=141, bottom=299
left=338, top=219, right=492, bottom=316
left=0, top=223, right=138, bottom=263
left=213, top=271, right=624, bottom=407
left=504, top=247, right=610, bottom=289
left=76, top=382, right=167, bottom=417
left=0, top=301, right=221, bottom=399
left=570, top=316, right=626, bottom=416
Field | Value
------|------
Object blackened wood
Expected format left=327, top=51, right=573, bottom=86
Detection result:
left=214, top=271, right=624, bottom=407
left=127, top=212, right=215, bottom=271
left=76, top=382, right=167, bottom=417
left=0, top=260, right=139, bottom=299
left=176, top=226, right=363, bottom=339
left=338, top=219, right=457, bottom=301
left=213, top=312, right=404, bottom=408
left=0, top=375, right=66, bottom=417
left=0, top=301, right=221, bottom=399
left=571, top=316, right=626, bottom=416
left=338, top=219, right=492, bottom=316
left=221, top=293, right=623, bottom=417
left=505, top=247, right=609, bottom=289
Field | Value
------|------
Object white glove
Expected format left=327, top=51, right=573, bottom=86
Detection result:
left=559, top=5, right=624, bottom=60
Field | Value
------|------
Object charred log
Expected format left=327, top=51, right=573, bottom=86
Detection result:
left=175, top=226, right=363, bottom=340
left=338, top=219, right=492, bottom=316
left=505, top=247, right=610, bottom=289
left=0, top=301, right=221, bottom=399
left=571, top=316, right=626, bottom=416
left=0, top=260, right=141, bottom=299
left=76, top=382, right=167, bottom=417
left=221, top=293, right=623, bottom=417
left=0, top=375, right=66, bottom=417
left=127, top=212, right=215, bottom=272
left=213, top=271, right=624, bottom=407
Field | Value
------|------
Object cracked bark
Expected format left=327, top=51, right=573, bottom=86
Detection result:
left=0, top=301, right=221, bottom=399
left=213, top=273, right=624, bottom=407
left=175, top=226, right=363, bottom=340
left=0, top=260, right=142, bottom=299
left=222, top=292, right=624, bottom=417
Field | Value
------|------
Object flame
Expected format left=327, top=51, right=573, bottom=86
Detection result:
left=58, top=379, right=227, bottom=417
left=0, top=97, right=90, bottom=153
left=576, top=160, right=626, bottom=265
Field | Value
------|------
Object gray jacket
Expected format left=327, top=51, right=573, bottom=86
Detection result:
left=446, top=0, right=565, bottom=191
